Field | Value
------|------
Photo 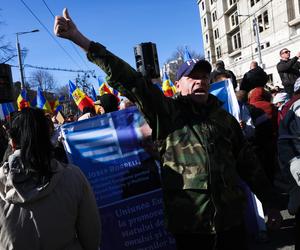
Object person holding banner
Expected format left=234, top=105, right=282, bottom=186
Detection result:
left=0, top=107, right=101, bottom=250
left=54, top=9, right=282, bottom=250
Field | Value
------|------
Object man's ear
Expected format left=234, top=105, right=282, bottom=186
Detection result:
left=175, top=80, right=180, bottom=90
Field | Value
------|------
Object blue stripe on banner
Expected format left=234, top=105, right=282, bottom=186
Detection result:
left=61, top=106, right=176, bottom=250
left=67, top=130, right=113, bottom=144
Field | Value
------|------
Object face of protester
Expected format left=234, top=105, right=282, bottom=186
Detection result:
left=175, top=69, right=210, bottom=104
left=95, top=104, right=105, bottom=115
left=280, top=49, right=291, bottom=60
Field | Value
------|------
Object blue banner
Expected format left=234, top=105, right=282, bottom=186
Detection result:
left=61, top=106, right=176, bottom=250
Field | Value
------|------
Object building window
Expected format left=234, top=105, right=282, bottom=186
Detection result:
left=230, top=11, right=239, bottom=28
left=202, top=1, right=205, bottom=10
left=263, top=11, right=269, bottom=29
left=228, top=0, right=237, bottom=7
left=212, top=10, right=217, bottom=22
left=250, top=0, right=261, bottom=7
left=214, top=28, right=219, bottom=39
left=216, top=46, right=221, bottom=59
left=266, top=41, right=270, bottom=47
left=207, top=50, right=211, bottom=62
left=210, top=0, right=214, bottom=5
left=256, top=11, right=269, bottom=33
left=232, top=32, right=242, bottom=50
left=206, top=34, right=209, bottom=43
left=203, top=17, right=207, bottom=27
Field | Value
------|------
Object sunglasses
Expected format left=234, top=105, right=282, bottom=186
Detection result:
left=281, top=50, right=290, bottom=54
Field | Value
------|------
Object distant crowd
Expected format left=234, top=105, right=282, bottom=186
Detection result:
left=0, top=7, right=300, bottom=250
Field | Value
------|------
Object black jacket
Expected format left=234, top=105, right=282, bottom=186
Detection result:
left=240, top=66, right=268, bottom=93
left=277, top=57, right=300, bottom=95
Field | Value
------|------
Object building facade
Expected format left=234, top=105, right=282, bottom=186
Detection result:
left=197, top=0, right=300, bottom=87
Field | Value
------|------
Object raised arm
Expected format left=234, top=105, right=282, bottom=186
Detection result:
left=54, top=8, right=90, bottom=52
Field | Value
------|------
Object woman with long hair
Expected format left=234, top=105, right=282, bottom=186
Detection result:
left=0, top=107, right=101, bottom=250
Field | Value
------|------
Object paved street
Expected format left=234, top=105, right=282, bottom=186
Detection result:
left=249, top=209, right=295, bottom=250
left=249, top=173, right=296, bottom=250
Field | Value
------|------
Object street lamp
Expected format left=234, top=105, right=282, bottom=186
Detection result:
left=16, top=29, right=39, bottom=88
left=238, top=15, right=264, bottom=68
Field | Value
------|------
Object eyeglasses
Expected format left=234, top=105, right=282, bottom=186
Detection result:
left=281, top=51, right=290, bottom=54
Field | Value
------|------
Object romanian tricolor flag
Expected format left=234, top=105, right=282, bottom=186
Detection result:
left=17, top=88, right=30, bottom=111
left=36, top=87, right=52, bottom=112
left=162, top=72, right=177, bottom=97
left=69, top=80, right=94, bottom=111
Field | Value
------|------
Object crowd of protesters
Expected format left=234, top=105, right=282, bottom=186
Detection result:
left=0, top=7, right=300, bottom=250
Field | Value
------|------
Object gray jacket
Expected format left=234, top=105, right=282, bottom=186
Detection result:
left=278, top=99, right=300, bottom=214
left=0, top=150, right=101, bottom=250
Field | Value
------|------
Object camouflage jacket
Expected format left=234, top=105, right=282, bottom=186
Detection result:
left=87, top=42, right=279, bottom=233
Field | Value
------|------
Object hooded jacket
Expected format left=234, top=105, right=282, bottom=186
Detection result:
left=0, top=150, right=101, bottom=250
left=86, top=42, right=280, bottom=234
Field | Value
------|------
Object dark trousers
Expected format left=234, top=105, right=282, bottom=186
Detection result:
left=173, top=224, right=248, bottom=250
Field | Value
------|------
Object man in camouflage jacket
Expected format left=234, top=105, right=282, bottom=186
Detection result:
left=54, top=8, right=282, bottom=250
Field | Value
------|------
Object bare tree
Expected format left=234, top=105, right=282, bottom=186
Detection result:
left=29, top=70, right=57, bottom=92
left=56, top=84, right=69, bottom=98
left=75, top=72, right=95, bottom=97
left=163, top=46, right=204, bottom=82
left=0, top=10, right=16, bottom=63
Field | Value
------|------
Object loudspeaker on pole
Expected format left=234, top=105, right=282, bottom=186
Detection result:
left=134, top=42, right=160, bottom=79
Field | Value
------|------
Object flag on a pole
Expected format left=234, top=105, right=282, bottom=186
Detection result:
left=0, top=102, right=15, bottom=120
left=183, top=46, right=192, bottom=62
left=69, top=80, right=94, bottom=112
left=49, top=98, right=62, bottom=113
left=36, top=87, right=51, bottom=112
left=98, top=76, right=121, bottom=103
left=91, top=86, right=97, bottom=102
left=17, top=89, right=30, bottom=111
left=209, top=79, right=240, bottom=120
left=162, top=72, right=177, bottom=97
left=98, top=77, right=112, bottom=96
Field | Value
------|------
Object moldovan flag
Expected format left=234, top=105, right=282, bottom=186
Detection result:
left=98, top=77, right=113, bottom=96
left=17, top=88, right=30, bottom=111
left=36, top=87, right=52, bottom=112
left=69, top=80, right=94, bottom=111
left=98, top=77, right=121, bottom=102
left=162, top=72, right=177, bottom=97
